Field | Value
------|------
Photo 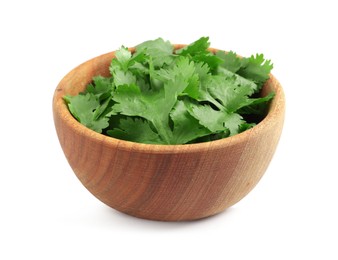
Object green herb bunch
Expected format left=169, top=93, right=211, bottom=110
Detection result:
left=64, top=37, right=274, bottom=145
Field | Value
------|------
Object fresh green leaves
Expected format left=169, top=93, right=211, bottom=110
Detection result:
left=64, top=37, right=274, bottom=145
left=216, top=50, right=273, bottom=90
left=136, top=38, right=174, bottom=67
left=107, top=117, right=162, bottom=144
left=170, top=100, right=211, bottom=144
left=64, top=92, right=110, bottom=133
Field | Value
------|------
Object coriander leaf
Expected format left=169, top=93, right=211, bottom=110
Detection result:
left=191, top=53, right=223, bottom=72
left=216, top=50, right=242, bottom=73
left=182, top=61, right=212, bottom=100
left=217, top=51, right=273, bottom=91
left=238, top=54, right=273, bottom=87
left=111, top=84, right=152, bottom=116
left=217, top=67, right=258, bottom=94
left=206, top=75, right=254, bottom=113
left=86, top=76, right=114, bottom=104
left=181, top=72, right=199, bottom=99
left=156, top=56, right=199, bottom=98
left=111, top=47, right=147, bottom=74
left=175, top=37, right=223, bottom=71
left=111, top=83, right=171, bottom=144
left=128, top=56, right=152, bottom=91
left=93, top=97, right=115, bottom=120
left=238, top=122, right=256, bottom=133
left=64, top=93, right=109, bottom=133
left=109, top=47, right=133, bottom=73
left=65, top=36, right=275, bottom=145
left=112, top=70, right=137, bottom=87
left=238, top=92, right=275, bottom=115
left=187, top=102, right=244, bottom=136
left=170, top=100, right=211, bottom=144
left=111, top=59, right=193, bottom=144
left=107, top=117, right=163, bottom=144
left=109, top=47, right=138, bottom=87
left=114, top=47, right=132, bottom=71
left=176, top=36, right=210, bottom=56
left=129, top=62, right=149, bottom=77
left=247, top=92, right=275, bottom=107
left=135, top=38, right=174, bottom=67
left=194, top=61, right=211, bottom=81
left=156, top=56, right=195, bottom=81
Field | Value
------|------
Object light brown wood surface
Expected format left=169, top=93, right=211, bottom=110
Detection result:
left=53, top=46, right=285, bottom=221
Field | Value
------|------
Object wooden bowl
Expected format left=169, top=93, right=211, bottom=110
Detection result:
left=53, top=45, right=285, bottom=221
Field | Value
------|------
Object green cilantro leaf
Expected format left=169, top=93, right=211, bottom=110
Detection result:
left=114, top=47, right=132, bottom=71
left=86, top=76, right=114, bottom=101
left=64, top=93, right=109, bottom=133
left=111, top=70, right=137, bottom=87
left=136, top=38, right=174, bottom=67
left=205, top=75, right=254, bottom=113
left=109, top=47, right=137, bottom=87
left=217, top=67, right=258, bottom=94
left=176, top=37, right=223, bottom=71
left=176, top=36, right=210, bottom=56
left=107, top=117, right=162, bottom=144
left=216, top=51, right=273, bottom=91
left=238, top=54, right=273, bottom=87
left=216, top=50, right=242, bottom=73
left=239, top=122, right=256, bottom=133
left=114, top=74, right=188, bottom=143
left=238, top=92, right=275, bottom=115
left=192, top=53, right=223, bottom=72
left=187, top=102, right=244, bottom=136
left=170, top=100, right=211, bottom=144
left=65, top=37, right=275, bottom=145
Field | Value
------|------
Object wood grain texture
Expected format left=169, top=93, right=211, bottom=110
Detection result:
left=53, top=46, right=285, bottom=221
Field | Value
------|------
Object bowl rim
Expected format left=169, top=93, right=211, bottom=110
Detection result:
left=53, top=45, right=285, bottom=154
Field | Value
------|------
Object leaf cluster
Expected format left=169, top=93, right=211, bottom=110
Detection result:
left=64, top=37, right=274, bottom=145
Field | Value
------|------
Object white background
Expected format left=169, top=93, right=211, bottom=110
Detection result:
left=1, top=0, right=337, bottom=259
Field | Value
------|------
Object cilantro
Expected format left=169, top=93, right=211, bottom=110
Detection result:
left=170, top=100, right=211, bottom=144
left=107, top=117, right=162, bottom=144
left=216, top=50, right=242, bottom=73
left=64, top=93, right=110, bottom=133
left=238, top=54, right=273, bottom=87
left=177, top=37, right=223, bottom=71
left=176, top=37, right=210, bottom=56
left=187, top=102, right=244, bottom=136
left=136, top=38, right=174, bottom=68
left=64, top=37, right=274, bottom=144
